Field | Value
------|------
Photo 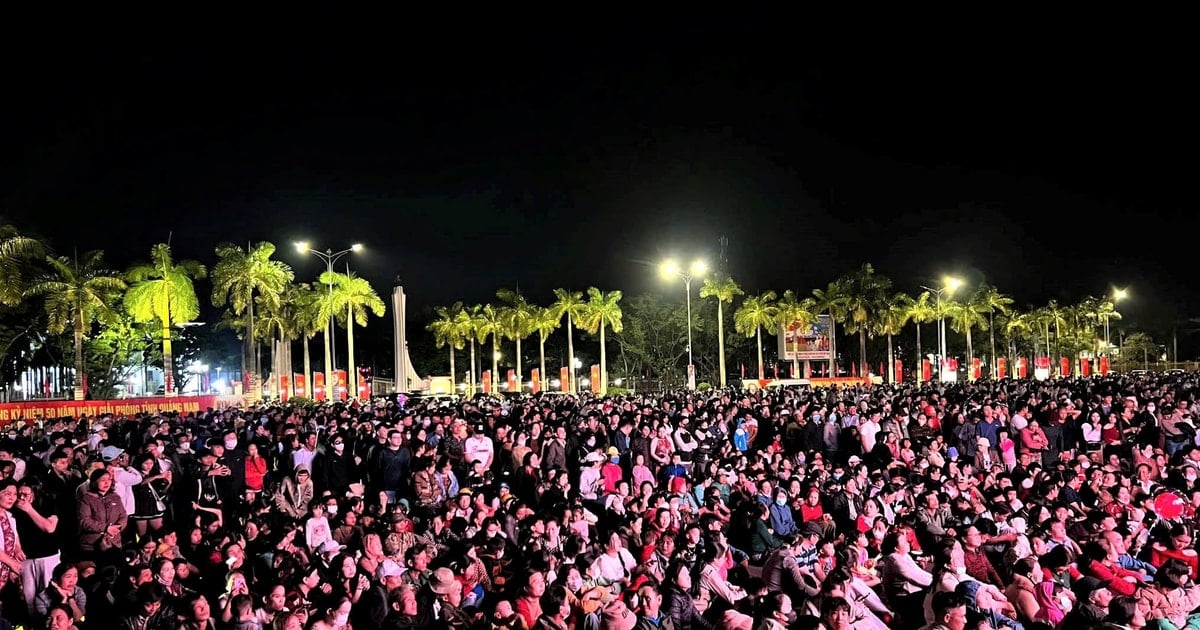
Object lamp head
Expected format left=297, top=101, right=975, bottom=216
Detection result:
left=944, top=276, right=964, bottom=293
left=659, top=260, right=681, bottom=279
left=690, top=259, right=708, bottom=276
left=351, top=243, right=364, bottom=252
left=294, top=241, right=310, bottom=253
left=1114, top=288, right=1128, bottom=301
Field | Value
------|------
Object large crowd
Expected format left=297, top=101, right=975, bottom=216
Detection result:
left=2, top=373, right=1200, bottom=630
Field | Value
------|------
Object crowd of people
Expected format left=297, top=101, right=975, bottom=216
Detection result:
left=2, top=372, right=1200, bottom=630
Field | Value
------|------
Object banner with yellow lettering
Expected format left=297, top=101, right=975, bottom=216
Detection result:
left=0, top=395, right=239, bottom=427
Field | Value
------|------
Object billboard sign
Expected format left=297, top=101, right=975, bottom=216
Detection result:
left=778, top=314, right=834, bottom=362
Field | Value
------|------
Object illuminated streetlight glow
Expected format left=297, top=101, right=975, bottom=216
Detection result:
left=1114, top=288, right=1128, bottom=301
left=921, top=275, right=966, bottom=383
left=659, top=257, right=708, bottom=390
left=293, top=240, right=363, bottom=397
left=351, top=243, right=364, bottom=252
left=294, top=241, right=310, bottom=253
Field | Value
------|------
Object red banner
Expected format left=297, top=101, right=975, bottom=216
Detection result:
left=335, top=370, right=348, bottom=401
left=0, top=395, right=239, bottom=427
left=482, top=370, right=492, bottom=394
left=531, top=369, right=541, bottom=394
left=921, top=360, right=931, bottom=382
left=894, top=360, right=903, bottom=383
left=280, top=375, right=290, bottom=402
left=804, top=363, right=812, bottom=379
left=1060, top=357, right=1071, bottom=378
left=559, top=367, right=569, bottom=392
left=1099, top=356, right=1110, bottom=375
left=314, top=372, right=326, bottom=402
left=357, top=368, right=369, bottom=400
left=971, top=358, right=982, bottom=380
left=590, top=365, right=601, bottom=394
left=1080, top=358, right=1091, bottom=376
left=997, top=358, right=1007, bottom=379
left=507, top=370, right=517, bottom=393
left=1017, top=358, right=1028, bottom=379
left=293, top=374, right=307, bottom=398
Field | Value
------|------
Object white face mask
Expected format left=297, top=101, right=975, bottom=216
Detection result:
left=224, top=439, right=238, bottom=450
left=334, top=612, right=350, bottom=626
left=327, top=505, right=338, bottom=516
left=333, top=443, right=344, bottom=453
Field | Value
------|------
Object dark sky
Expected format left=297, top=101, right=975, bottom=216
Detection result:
left=2, top=30, right=1195, bottom=337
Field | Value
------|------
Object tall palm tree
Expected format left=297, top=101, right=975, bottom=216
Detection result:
left=1044, top=300, right=1069, bottom=373
left=699, top=274, right=744, bottom=387
left=124, top=243, right=206, bottom=397
left=549, top=289, right=587, bottom=393
left=497, top=288, right=535, bottom=391
left=24, top=251, right=126, bottom=400
left=321, top=270, right=385, bottom=398
left=774, top=290, right=815, bottom=380
left=0, top=223, right=45, bottom=306
left=734, top=291, right=779, bottom=380
left=211, top=242, right=293, bottom=400
left=836, top=263, right=892, bottom=371
left=458, top=305, right=483, bottom=395
left=530, top=305, right=560, bottom=391
left=580, top=287, right=623, bottom=394
left=905, top=291, right=937, bottom=381
left=285, top=283, right=322, bottom=398
left=474, top=304, right=504, bottom=393
left=875, top=292, right=914, bottom=384
left=811, top=282, right=846, bottom=375
left=427, top=302, right=466, bottom=388
left=255, top=293, right=295, bottom=396
left=948, top=299, right=989, bottom=378
left=971, top=285, right=1014, bottom=377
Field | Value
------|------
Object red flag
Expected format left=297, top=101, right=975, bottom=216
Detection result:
left=773, top=364, right=778, bottom=378
left=851, top=363, right=858, bottom=377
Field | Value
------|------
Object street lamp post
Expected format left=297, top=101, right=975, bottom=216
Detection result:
left=294, top=242, right=362, bottom=399
left=660, top=259, right=708, bottom=390
left=1106, top=288, right=1127, bottom=357
left=921, top=276, right=963, bottom=382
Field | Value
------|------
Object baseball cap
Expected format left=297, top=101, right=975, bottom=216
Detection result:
left=100, top=446, right=125, bottom=462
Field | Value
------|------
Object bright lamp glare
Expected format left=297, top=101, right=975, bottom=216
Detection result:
left=944, top=276, right=964, bottom=293
left=690, top=260, right=708, bottom=276
left=659, top=260, right=680, bottom=279
left=1114, top=288, right=1128, bottom=300
left=351, top=243, right=364, bottom=252
left=294, top=241, right=310, bottom=252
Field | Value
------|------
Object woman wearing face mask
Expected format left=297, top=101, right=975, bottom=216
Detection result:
left=756, top=592, right=797, bottom=630
left=923, top=538, right=970, bottom=623
left=310, top=596, right=353, bottom=630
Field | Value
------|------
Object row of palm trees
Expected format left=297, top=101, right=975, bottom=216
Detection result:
left=1, top=225, right=385, bottom=400
left=431, top=263, right=1124, bottom=392
left=428, top=287, right=623, bottom=395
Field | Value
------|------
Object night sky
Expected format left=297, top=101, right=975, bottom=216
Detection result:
left=2, top=30, right=1195, bottom=349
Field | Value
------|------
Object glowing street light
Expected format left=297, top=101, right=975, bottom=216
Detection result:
left=293, top=241, right=362, bottom=396
left=921, top=276, right=964, bottom=382
left=660, top=258, right=708, bottom=389
left=1105, top=288, right=1129, bottom=356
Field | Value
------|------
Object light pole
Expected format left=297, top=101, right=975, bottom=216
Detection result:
left=921, top=276, right=963, bottom=382
left=1106, top=288, right=1127, bottom=357
left=660, top=258, right=708, bottom=389
left=294, top=242, right=362, bottom=399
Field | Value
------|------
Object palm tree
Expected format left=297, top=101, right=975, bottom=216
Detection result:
left=875, top=292, right=914, bottom=384
left=255, top=293, right=293, bottom=396
left=530, top=305, right=560, bottom=391
left=811, top=282, right=846, bottom=375
left=579, top=287, right=623, bottom=394
left=124, top=243, right=206, bottom=397
left=948, top=299, right=989, bottom=379
left=287, top=283, right=322, bottom=398
left=774, top=290, right=815, bottom=380
left=211, top=242, right=294, bottom=400
left=905, top=291, right=937, bottom=381
left=497, top=288, right=535, bottom=391
left=972, top=285, right=1014, bottom=377
left=457, top=305, right=482, bottom=395
left=321, top=270, right=385, bottom=398
left=549, top=288, right=587, bottom=393
left=1093, top=298, right=1122, bottom=355
left=427, top=302, right=466, bottom=387
left=1044, top=300, right=1069, bottom=373
left=836, top=264, right=892, bottom=371
left=734, top=291, right=779, bottom=380
left=0, top=224, right=45, bottom=306
left=474, top=304, right=504, bottom=393
left=699, top=274, right=744, bottom=387
left=24, top=251, right=126, bottom=400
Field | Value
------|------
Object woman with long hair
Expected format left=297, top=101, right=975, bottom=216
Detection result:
left=130, top=452, right=171, bottom=538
